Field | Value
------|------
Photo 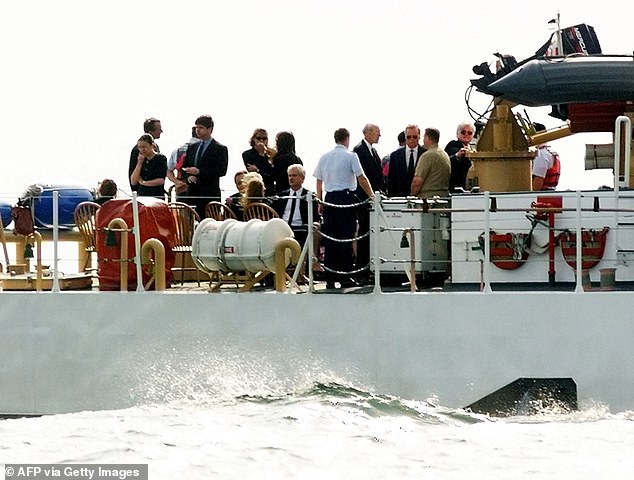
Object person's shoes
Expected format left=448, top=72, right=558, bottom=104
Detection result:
left=326, top=282, right=337, bottom=289
left=339, top=278, right=359, bottom=289
left=313, top=270, right=326, bottom=281
left=354, top=270, right=374, bottom=285
left=355, top=273, right=374, bottom=286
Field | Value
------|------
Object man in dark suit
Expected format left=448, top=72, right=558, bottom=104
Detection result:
left=352, top=124, right=385, bottom=283
left=182, top=114, right=229, bottom=218
left=273, top=163, right=320, bottom=250
left=387, top=124, right=426, bottom=197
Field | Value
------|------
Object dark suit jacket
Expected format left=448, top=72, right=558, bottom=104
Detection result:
left=182, top=138, right=228, bottom=199
left=273, top=187, right=319, bottom=227
left=445, top=139, right=472, bottom=192
left=387, top=145, right=426, bottom=197
left=353, top=141, right=385, bottom=199
left=242, top=148, right=274, bottom=194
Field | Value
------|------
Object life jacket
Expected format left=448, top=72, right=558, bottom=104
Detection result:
left=543, top=151, right=560, bottom=189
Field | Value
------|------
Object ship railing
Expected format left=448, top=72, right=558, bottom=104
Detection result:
left=4, top=186, right=634, bottom=294
left=0, top=192, right=168, bottom=292
left=303, top=194, right=375, bottom=292
left=373, top=189, right=634, bottom=294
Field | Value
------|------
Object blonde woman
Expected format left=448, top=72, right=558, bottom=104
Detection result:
left=240, top=175, right=271, bottom=209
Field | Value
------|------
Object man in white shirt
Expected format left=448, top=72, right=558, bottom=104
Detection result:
left=531, top=123, right=561, bottom=190
left=166, top=126, right=200, bottom=196
left=314, top=128, right=374, bottom=288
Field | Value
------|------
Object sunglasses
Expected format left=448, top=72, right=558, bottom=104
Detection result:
left=460, top=130, right=474, bottom=135
left=406, top=135, right=419, bottom=139
left=256, top=136, right=268, bottom=141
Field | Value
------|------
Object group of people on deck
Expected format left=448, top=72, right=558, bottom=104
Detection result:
left=116, top=114, right=559, bottom=288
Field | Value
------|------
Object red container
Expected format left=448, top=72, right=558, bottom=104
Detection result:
left=568, top=102, right=628, bottom=133
left=96, top=198, right=175, bottom=290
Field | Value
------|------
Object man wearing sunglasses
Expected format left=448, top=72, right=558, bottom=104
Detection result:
left=386, top=124, right=426, bottom=197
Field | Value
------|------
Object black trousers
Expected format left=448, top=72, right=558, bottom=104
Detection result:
left=323, top=190, right=357, bottom=281
left=291, top=226, right=308, bottom=250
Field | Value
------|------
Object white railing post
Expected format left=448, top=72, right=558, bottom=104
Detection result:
left=614, top=116, right=632, bottom=260
left=131, top=193, right=144, bottom=292
left=51, top=191, right=60, bottom=293
left=373, top=194, right=382, bottom=294
left=307, top=192, right=314, bottom=293
left=482, top=192, right=492, bottom=293
left=574, top=190, right=585, bottom=293
left=614, top=115, right=632, bottom=190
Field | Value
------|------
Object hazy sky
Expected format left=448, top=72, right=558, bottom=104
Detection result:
left=1, top=0, right=632, bottom=200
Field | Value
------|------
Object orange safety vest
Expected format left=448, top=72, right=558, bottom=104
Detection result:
left=543, top=151, right=560, bottom=189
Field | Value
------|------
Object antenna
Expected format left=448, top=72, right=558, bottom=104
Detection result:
left=547, top=12, right=563, bottom=56
left=556, top=12, right=563, bottom=56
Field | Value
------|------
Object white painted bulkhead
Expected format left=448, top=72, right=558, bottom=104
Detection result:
left=1, top=290, right=633, bottom=415
left=451, top=190, right=634, bottom=283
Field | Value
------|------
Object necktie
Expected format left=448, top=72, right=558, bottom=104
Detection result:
left=371, top=147, right=381, bottom=166
left=287, top=192, right=298, bottom=225
left=195, top=142, right=205, bottom=166
left=408, top=149, right=415, bottom=173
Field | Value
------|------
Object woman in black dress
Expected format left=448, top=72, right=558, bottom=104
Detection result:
left=272, top=131, right=302, bottom=194
left=129, top=134, right=167, bottom=198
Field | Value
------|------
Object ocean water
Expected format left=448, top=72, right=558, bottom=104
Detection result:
left=2, top=382, right=634, bottom=479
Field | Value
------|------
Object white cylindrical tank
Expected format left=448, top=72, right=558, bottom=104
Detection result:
left=192, top=218, right=295, bottom=273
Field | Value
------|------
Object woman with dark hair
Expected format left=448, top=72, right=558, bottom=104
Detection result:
left=272, top=131, right=303, bottom=194
left=129, top=134, right=168, bottom=197
left=95, top=179, right=118, bottom=205
left=242, top=128, right=275, bottom=194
